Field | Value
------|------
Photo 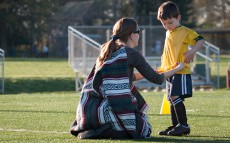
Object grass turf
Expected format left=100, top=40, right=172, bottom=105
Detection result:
left=0, top=57, right=230, bottom=142
left=0, top=91, right=229, bottom=143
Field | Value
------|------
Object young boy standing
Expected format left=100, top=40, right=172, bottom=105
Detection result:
left=156, top=1, right=205, bottom=136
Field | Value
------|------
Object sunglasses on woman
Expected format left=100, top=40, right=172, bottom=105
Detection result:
left=133, top=29, right=141, bottom=34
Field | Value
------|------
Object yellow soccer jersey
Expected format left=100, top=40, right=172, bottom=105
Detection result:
left=157, top=25, right=202, bottom=74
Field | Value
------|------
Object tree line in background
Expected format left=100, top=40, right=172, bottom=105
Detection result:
left=0, top=0, right=230, bottom=57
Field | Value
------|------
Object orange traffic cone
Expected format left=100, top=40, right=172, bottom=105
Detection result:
left=160, top=94, right=170, bottom=114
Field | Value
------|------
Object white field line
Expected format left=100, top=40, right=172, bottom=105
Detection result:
left=186, top=109, right=195, bottom=112
left=0, top=128, right=69, bottom=134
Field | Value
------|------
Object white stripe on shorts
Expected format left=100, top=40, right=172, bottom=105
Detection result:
left=181, top=74, right=188, bottom=95
left=181, top=75, right=184, bottom=95
left=184, top=75, right=187, bottom=94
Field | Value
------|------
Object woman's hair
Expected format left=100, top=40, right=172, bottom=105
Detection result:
left=157, top=1, right=180, bottom=20
left=95, top=17, right=138, bottom=71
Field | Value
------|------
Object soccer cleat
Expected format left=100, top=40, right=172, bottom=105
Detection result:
left=158, top=126, right=174, bottom=135
left=167, top=124, right=190, bottom=136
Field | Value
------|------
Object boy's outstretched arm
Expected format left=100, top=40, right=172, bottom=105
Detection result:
left=133, top=62, right=185, bottom=81
left=183, top=39, right=205, bottom=63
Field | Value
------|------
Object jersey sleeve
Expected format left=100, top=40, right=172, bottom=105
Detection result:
left=184, top=29, right=204, bottom=46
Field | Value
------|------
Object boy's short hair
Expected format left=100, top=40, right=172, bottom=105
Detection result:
left=157, top=1, right=180, bottom=20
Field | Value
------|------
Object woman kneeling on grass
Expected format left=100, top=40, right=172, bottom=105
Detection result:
left=70, top=17, right=185, bottom=139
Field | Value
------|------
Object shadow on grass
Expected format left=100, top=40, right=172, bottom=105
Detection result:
left=148, top=113, right=230, bottom=119
left=4, top=78, right=76, bottom=94
left=130, top=136, right=230, bottom=142
left=0, top=109, right=72, bottom=114
left=112, top=135, right=229, bottom=143
left=127, top=135, right=229, bottom=143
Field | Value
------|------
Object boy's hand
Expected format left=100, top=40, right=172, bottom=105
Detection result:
left=183, top=50, right=195, bottom=63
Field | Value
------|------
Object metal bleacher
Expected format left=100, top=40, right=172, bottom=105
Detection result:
left=68, top=26, right=220, bottom=91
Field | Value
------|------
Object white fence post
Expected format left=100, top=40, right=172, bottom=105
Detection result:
left=142, top=29, right=146, bottom=57
left=205, top=45, right=210, bottom=83
left=0, top=48, right=4, bottom=94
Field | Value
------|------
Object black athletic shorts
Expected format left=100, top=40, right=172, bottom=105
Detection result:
left=166, top=74, right=192, bottom=100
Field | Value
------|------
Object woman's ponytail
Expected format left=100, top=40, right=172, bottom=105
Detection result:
left=95, top=39, right=117, bottom=72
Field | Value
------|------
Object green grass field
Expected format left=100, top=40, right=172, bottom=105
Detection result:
left=0, top=57, right=230, bottom=143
